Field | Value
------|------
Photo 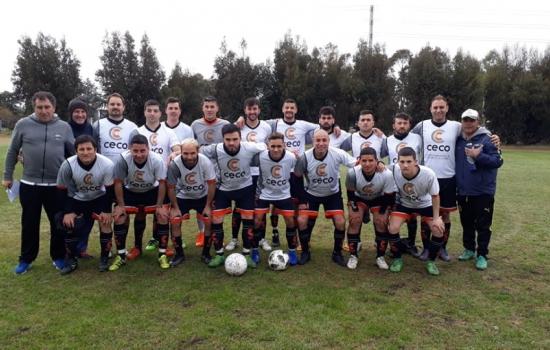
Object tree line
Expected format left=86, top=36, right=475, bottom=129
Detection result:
left=2, top=31, right=549, bottom=144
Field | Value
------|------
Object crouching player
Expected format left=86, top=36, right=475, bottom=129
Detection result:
left=167, top=138, right=216, bottom=265
left=254, top=132, right=298, bottom=264
left=110, top=134, right=169, bottom=270
left=345, top=147, right=396, bottom=270
left=56, top=135, right=114, bottom=274
left=387, top=147, right=445, bottom=275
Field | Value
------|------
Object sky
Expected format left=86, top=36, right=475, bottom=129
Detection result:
left=1, top=0, right=549, bottom=92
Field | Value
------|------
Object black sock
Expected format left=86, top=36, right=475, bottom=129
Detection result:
left=231, top=210, right=241, bottom=239
left=202, top=234, right=212, bottom=256
left=99, top=232, right=113, bottom=258
left=242, top=219, right=255, bottom=249
left=286, top=227, right=297, bottom=249
left=134, top=219, right=146, bottom=250
left=333, top=228, right=345, bottom=254
left=429, top=236, right=444, bottom=261
left=347, top=232, right=360, bottom=257
left=157, top=223, right=169, bottom=257
left=298, top=228, right=311, bottom=252
left=420, top=222, right=431, bottom=250
left=152, top=216, right=158, bottom=240
left=407, top=217, right=418, bottom=244
left=388, top=234, right=403, bottom=259
left=270, top=214, right=279, bottom=237
left=113, top=223, right=128, bottom=258
left=375, top=231, right=389, bottom=258
left=64, top=231, right=79, bottom=259
left=442, top=222, right=451, bottom=249
left=211, top=223, right=224, bottom=253
left=172, top=236, right=184, bottom=256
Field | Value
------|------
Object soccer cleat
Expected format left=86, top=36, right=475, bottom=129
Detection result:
left=332, top=252, right=346, bottom=267
left=14, top=262, right=32, bottom=275
left=170, top=253, right=186, bottom=267
left=288, top=249, right=298, bottom=266
left=201, top=254, right=212, bottom=265
left=259, top=239, right=272, bottom=252
left=389, top=258, right=404, bottom=272
left=145, top=238, right=159, bottom=251
left=475, top=255, right=488, bottom=270
left=426, top=261, right=440, bottom=275
left=195, top=231, right=205, bottom=247
left=208, top=254, right=225, bottom=268
left=52, top=259, right=66, bottom=271
left=60, top=258, right=78, bottom=275
left=225, top=238, right=239, bottom=251
left=108, top=255, right=126, bottom=271
left=99, top=257, right=109, bottom=272
left=251, top=248, right=260, bottom=264
left=298, top=251, right=311, bottom=265
left=126, top=247, right=142, bottom=261
left=347, top=255, right=359, bottom=270
left=158, top=254, right=170, bottom=269
left=438, top=248, right=451, bottom=262
left=166, top=248, right=175, bottom=257
left=271, top=234, right=280, bottom=248
left=419, top=248, right=430, bottom=261
left=458, top=249, right=476, bottom=261
left=245, top=255, right=257, bottom=268
left=376, top=256, right=389, bottom=270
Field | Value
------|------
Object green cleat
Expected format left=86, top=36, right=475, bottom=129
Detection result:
left=245, top=255, right=257, bottom=268
left=158, top=254, right=170, bottom=269
left=208, top=254, right=225, bottom=268
left=426, top=261, right=440, bottom=276
left=475, top=255, right=488, bottom=270
left=389, top=258, right=404, bottom=272
left=109, top=255, right=126, bottom=271
left=458, top=249, right=476, bottom=261
left=145, top=238, right=159, bottom=251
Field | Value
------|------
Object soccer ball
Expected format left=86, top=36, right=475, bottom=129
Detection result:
left=268, top=250, right=289, bottom=271
left=224, top=253, right=247, bottom=276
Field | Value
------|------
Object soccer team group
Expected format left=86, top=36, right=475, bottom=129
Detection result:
left=3, top=91, right=503, bottom=276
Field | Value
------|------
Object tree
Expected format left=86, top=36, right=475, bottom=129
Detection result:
left=448, top=50, right=483, bottom=116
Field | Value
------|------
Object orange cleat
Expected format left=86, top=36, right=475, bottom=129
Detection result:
left=195, top=232, right=205, bottom=247
left=126, top=247, right=141, bottom=261
left=166, top=248, right=175, bottom=257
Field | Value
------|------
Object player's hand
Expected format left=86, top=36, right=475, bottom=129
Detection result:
left=334, top=125, right=341, bottom=137
left=112, top=205, right=126, bottom=220
left=376, top=161, right=386, bottom=172
left=202, top=206, right=212, bottom=220
left=490, top=134, right=501, bottom=149
left=234, top=116, right=245, bottom=129
left=2, top=180, right=12, bottom=189
left=156, top=206, right=169, bottom=220
left=348, top=201, right=359, bottom=212
left=430, top=217, right=444, bottom=235
left=170, top=207, right=182, bottom=219
left=63, top=213, right=77, bottom=229
left=465, top=145, right=483, bottom=159
left=373, top=128, right=385, bottom=138
left=98, top=212, right=112, bottom=225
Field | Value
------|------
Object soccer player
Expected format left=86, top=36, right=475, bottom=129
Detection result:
left=167, top=138, right=216, bottom=265
left=455, top=109, right=503, bottom=270
left=3, top=91, right=75, bottom=274
left=254, top=132, right=298, bottom=264
left=386, top=147, right=445, bottom=275
left=56, top=135, right=114, bottom=274
left=311, top=106, right=350, bottom=148
left=345, top=147, right=396, bottom=270
left=200, top=124, right=266, bottom=268
left=294, top=129, right=357, bottom=266
left=110, top=134, right=169, bottom=270
left=340, top=110, right=385, bottom=158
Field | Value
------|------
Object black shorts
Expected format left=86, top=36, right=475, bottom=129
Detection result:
left=300, top=191, right=344, bottom=219
left=72, top=195, right=112, bottom=216
left=391, top=203, right=433, bottom=222
left=438, top=177, right=457, bottom=211
left=123, top=187, right=159, bottom=207
left=355, top=196, right=385, bottom=213
left=177, top=196, right=208, bottom=221
left=212, top=185, right=255, bottom=217
left=256, top=198, right=295, bottom=217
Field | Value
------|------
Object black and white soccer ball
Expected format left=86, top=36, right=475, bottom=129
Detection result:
left=224, top=253, right=247, bottom=276
left=268, top=249, right=289, bottom=271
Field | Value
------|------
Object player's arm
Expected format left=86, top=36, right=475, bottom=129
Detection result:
left=203, top=178, right=216, bottom=219
left=339, top=135, right=352, bottom=152
left=166, top=161, right=181, bottom=218
left=430, top=194, right=444, bottom=235
left=2, top=121, right=24, bottom=188
left=345, top=170, right=359, bottom=212
left=470, top=137, right=504, bottom=169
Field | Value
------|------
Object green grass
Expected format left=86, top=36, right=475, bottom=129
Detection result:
left=0, top=138, right=548, bottom=349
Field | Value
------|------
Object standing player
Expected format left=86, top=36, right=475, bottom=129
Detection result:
left=294, top=129, right=357, bottom=265
left=341, top=110, right=385, bottom=158
left=310, top=106, right=350, bottom=148
left=345, top=147, right=396, bottom=270
left=162, top=97, right=194, bottom=141
left=167, top=138, right=217, bottom=265
left=387, top=147, right=445, bottom=275
left=200, top=124, right=266, bottom=268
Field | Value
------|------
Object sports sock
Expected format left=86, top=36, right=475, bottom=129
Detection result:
left=298, top=228, right=311, bottom=253
left=347, top=232, right=360, bottom=257
left=231, top=210, right=241, bottom=239
left=242, top=219, right=255, bottom=249
left=172, top=236, right=184, bottom=256
left=420, top=221, right=431, bottom=250
left=211, top=223, right=224, bottom=253
left=286, top=227, right=298, bottom=249
left=99, top=232, right=113, bottom=258
left=388, top=234, right=403, bottom=259
left=113, top=223, right=128, bottom=258
left=375, top=231, right=389, bottom=258
left=429, top=236, right=444, bottom=261
left=442, top=222, right=451, bottom=249
left=157, top=223, right=169, bottom=257
left=134, top=219, right=146, bottom=250
left=333, top=228, right=345, bottom=254
left=407, top=217, right=418, bottom=245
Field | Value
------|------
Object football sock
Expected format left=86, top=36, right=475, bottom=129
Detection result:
left=134, top=219, right=146, bottom=250
left=442, top=222, right=451, bottom=249
left=333, top=228, right=345, bottom=254
left=375, top=231, right=389, bottom=258
left=99, top=231, right=113, bottom=258
left=212, top=223, right=224, bottom=253
left=388, top=234, right=403, bottom=259
left=113, top=223, right=128, bottom=258
left=286, top=227, right=298, bottom=249
left=347, top=232, right=360, bottom=256
left=173, top=236, right=184, bottom=256
left=231, top=210, right=241, bottom=239
left=429, top=236, right=444, bottom=261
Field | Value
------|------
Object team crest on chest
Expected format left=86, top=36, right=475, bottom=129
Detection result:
left=361, top=183, right=375, bottom=194
left=227, top=159, right=240, bottom=171
left=246, top=132, right=257, bottom=142
left=316, top=163, right=327, bottom=176
left=431, top=129, right=444, bottom=143
left=134, top=170, right=144, bottom=182
left=149, top=133, right=158, bottom=146
left=110, top=127, right=122, bottom=140
left=204, top=129, right=214, bottom=143
left=285, top=127, right=296, bottom=140
left=271, top=165, right=282, bottom=178
left=185, top=172, right=197, bottom=184
left=83, top=173, right=93, bottom=184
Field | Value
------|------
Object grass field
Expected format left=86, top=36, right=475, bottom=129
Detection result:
left=0, top=135, right=548, bottom=349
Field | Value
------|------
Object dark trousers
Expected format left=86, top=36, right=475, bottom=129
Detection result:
left=457, top=195, right=494, bottom=257
left=19, top=183, right=66, bottom=263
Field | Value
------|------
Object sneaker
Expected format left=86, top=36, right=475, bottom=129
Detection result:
left=145, top=238, right=159, bottom=251
left=195, top=232, right=205, bottom=247
left=475, top=255, right=488, bottom=270
left=200, top=254, right=212, bottom=265
left=458, top=249, right=476, bottom=261
left=298, top=251, right=311, bottom=265
left=208, top=254, right=225, bottom=268
left=126, top=247, right=141, bottom=261
left=158, top=254, right=170, bottom=269
left=108, top=255, right=126, bottom=271
left=52, top=259, right=66, bottom=271
left=166, top=248, right=175, bottom=257
left=347, top=255, right=359, bottom=270
left=438, top=248, right=451, bottom=262
left=332, top=252, right=346, bottom=267
left=426, top=261, right=440, bottom=275
left=419, top=248, right=430, bottom=261
left=288, top=249, right=298, bottom=266
left=14, top=262, right=32, bottom=275
left=245, top=255, right=257, bottom=268
left=99, top=257, right=109, bottom=272
left=170, top=253, right=185, bottom=267
left=251, top=248, right=260, bottom=264
left=271, top=234, right=280, bottom=248
left=389, top=258, right=404, bottom=272
left=225, top=238, right=239, bottom=251
left=60, top=258, right=78, bottom=275
left=259, top=239, right=272, bottom=252
left=376, top=256, right=389, bottom=270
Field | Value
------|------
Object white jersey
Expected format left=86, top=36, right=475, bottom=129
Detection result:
left=329, top=129, right=350, bottom=148
left=241, top=120, right=272, bottom=176
left=93, top=118, right=138, bottom=163
left=201, top=142, right=266, bottom=191
left=381, top=133, right=423, bottom=164
left=131, top=124, right=179, bottom=164
left=256, top=150, right=297, bottom=201
left=191, top=118, right=230, bottom=146
left=413, top=119, right=461, bottom=178
left=57, top=154, right=114, bottom=201
left=163, top=121, right=193, bottom=141
left=392, top=165, right=439, bottom=209
left=269, top=119, right=318, bottom=156
left=295, top=147, right=356, bottom=197
left=341, top=131, right=385, bottom=158
left=167, top=153, right=216, bottom=199
left=113, top=150, right=166, bottom=193
left=346, top=167, right=396, bottom=201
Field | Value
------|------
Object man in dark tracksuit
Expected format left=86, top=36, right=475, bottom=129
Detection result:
left=3, top=91, right=75, bottom=275
left=455, top=109, right=503, bottom=270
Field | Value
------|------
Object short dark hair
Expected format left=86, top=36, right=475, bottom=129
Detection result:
left=74, top=135, right=97, bottom=150
left=283, top=98, right=297, bottom=105
left=222, top=123, right=241, bottom=137
left=203, top=96, right=218, bottom=103
left=244, top=97, right=260, bottom=108
left=394, top=112, right=412, bottom=123
left=359, top=109, right=376, bottom=121
left=268, top=132, right=284, bottom=142
left=107, top=93, right=125, bottom=105
left=359, top=146, right=378, bottom=159
left=32, top=91, right=56, bottom=107
left=164, top=97, right=180, bottom=108
left=398, top=146, right=417, bottom=160
left=431, top=94, right=448, bottom=104
left=144, top=99, right=160, bottom=109
left=130, top=134, right=149, bottom=147
left=319, top=106, right=335, bottom=117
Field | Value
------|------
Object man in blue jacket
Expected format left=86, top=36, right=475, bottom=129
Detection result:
left=455, top=109, right=503, bottom=270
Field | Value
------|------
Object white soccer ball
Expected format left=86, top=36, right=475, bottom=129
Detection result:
left=224, top=253, right=247, bottom=276
left=268, top=249, right=289, bottom=271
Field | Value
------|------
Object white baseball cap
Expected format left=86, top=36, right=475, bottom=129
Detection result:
left=461, top=109, right=479, bottom=120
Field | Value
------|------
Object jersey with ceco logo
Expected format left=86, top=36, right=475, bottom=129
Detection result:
left=113, top=150, right=166, bottom=193
left=57, top=153, right=114, bottom=201
left=93, top=118, right=137, bottom=163
left=167, top=153, right=216, bottom=199
left=256, top=150, right=296, bottom=201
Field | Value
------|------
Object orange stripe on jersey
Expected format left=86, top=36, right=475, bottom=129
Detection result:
left=325, top=210, right=344, bottom=218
